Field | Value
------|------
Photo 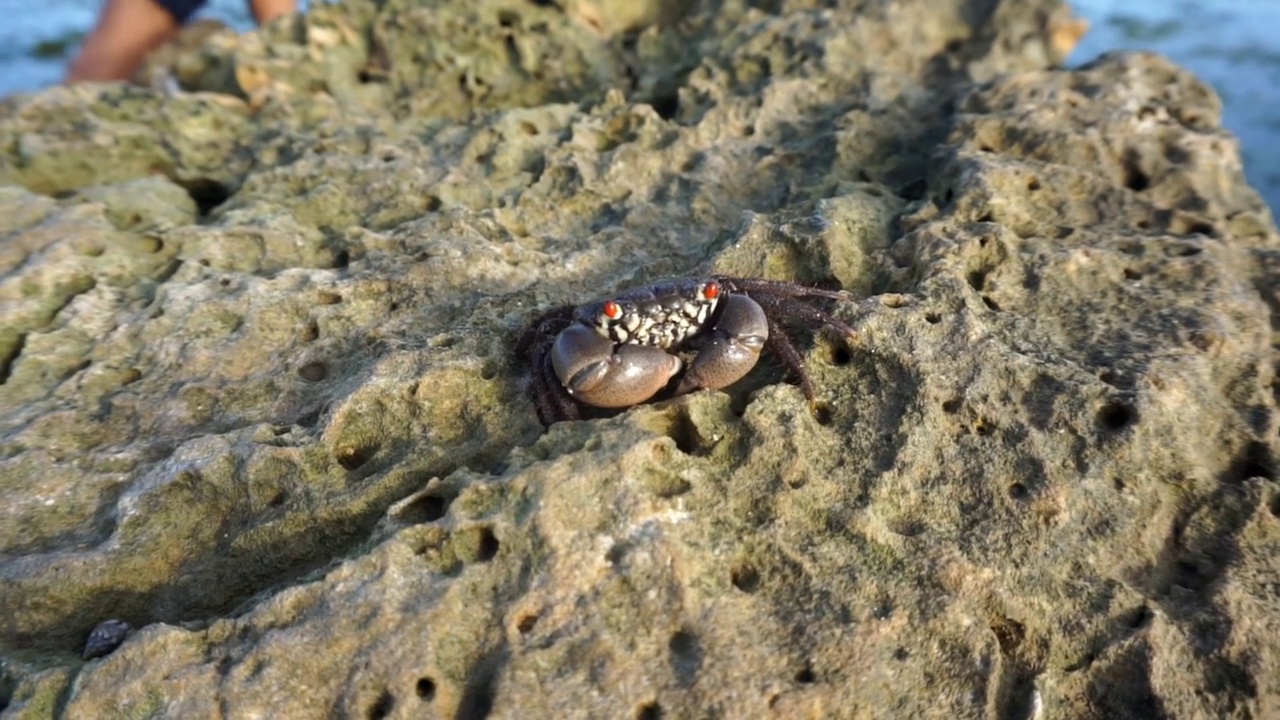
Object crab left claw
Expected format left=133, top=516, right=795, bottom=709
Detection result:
left=551, top=324, right=683, bottom=408
left=674, top=293, right=769, bottom=396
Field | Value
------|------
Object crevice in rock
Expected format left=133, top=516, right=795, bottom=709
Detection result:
left=0, top=332, right=25, bottom=385
left=178, top=178, right=232, bottom=217
left=668, top=629, right=702, bottom=688
left=454, top=646, right=505, bottom=720
left=365, top=688, right=394, bottom=720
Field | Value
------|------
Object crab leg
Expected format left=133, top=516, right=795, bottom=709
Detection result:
left=761, top=313, right=819, bottom=407
left=749, top=294, right=859, bottom=339
left=716, top=276, right=853, bottom=301
left=535, top=354, right=580, bottom=424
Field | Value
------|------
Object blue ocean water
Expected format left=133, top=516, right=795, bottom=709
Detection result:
left=0, top=1, right=1276, bottom=213
left=1067, top=0, right=1280, bottom=214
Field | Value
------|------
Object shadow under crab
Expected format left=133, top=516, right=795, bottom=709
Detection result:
left=516, top=275, right=858, bottom=425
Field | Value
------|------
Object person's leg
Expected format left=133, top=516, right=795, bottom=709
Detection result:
left=248, top=0, right=295, bottom=24
left=65, top=0, right=202, bottom=83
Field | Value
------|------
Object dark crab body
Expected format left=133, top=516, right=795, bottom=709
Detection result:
left=518, top=275, right=858, bottom=425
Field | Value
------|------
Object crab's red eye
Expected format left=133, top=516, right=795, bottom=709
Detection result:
left=703, top=281, right=721, bottom=300
left=602, top=300, right=622, bottom=320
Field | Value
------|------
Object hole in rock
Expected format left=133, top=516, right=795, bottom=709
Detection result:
left=730, top=563, right=761, bottom=593
left=267, top=489, right=287, bottom=508
left=924, top=312, right=941, bottom=324
left=605, top=540, right=631, bottom=566
left=886, top=516, right=925, bottom=537
left=1187, top=221, right=1214, bottom=237
left=366, top=690, right=394, bottom=720
left=668, top=630, right=702, bottom=685
left=973, top=417, right=994, bottom=436
left=297, top=361, right=328, bottom=382
left=812, top=403, right=833, bottom=426
left=335, top=443, right=378, bottom=471
left=663, top=407, right=707, bottom=456
left=651, top=93, right=679, bottom=120
left=636, top=702, right=663, bottom=720
left=1172, top=218, right=1215, bottom=237
left=1123, top=154, right=1150, bottom=192
left=1097, top=401, right=1136, bottom=431
left=941, top=398, right=961, bottom=414
left=332, top=250, right=351, bottom=269
left=1119, top=604, right=1153, bottom=630
left=402, top=493, right=452, bottom=524
left=301, top=320, right=320, bottom=342
left=0, top=333, right=26, bottom=385
left=1123, top=268, right=1142, bottom=281
left=1027, top=177, right=1041, bottom=191
left=981, top=296, right=1000, bottom=311
left=455, top=652, right=500, bottom=720
left=828, top=342, right=853, bottom=366
left=181, top=178, right=231, bottom=215
left=516, top=613, right=539, bottom=634
left=415, top=677, right=436, bottom=701
left=1228, top=441, right=1275, bottom=482
left=897, top=178, right=926, bottom=200
left=317, top=290, right=343, bottom=305
left=470, top=526, right=500, bottom=562
left=991, top=618, right=1025, bottom=654
left=1269, top=493, right=1280, bottom=519
left=1008, top=483, right=1028, bottom=500
left=795, top=665, right=816, bottom=684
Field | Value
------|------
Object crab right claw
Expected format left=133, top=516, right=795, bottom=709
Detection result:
left=551, top=324, right=682, bottom=408
left=675, top=293, right=769, bottom=396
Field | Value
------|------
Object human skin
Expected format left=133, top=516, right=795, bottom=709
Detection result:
left=66, top=0, right=295, bottom=83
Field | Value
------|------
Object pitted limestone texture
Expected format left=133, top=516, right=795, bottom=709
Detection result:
left=1, top=0, right=1278, bottom=718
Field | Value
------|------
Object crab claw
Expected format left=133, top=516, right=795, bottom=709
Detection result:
left=551, top=324, right=682, bottom=408
left=676, top=293, right=768, bottom=395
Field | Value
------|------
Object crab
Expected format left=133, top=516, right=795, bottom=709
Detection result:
left=517, top=275, right=857, bottom=425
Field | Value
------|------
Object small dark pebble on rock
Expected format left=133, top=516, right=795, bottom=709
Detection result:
left=82, top=619, right=133, bottom=660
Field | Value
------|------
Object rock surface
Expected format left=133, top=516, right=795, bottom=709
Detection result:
left=2, top=0, right=1279, bottom=718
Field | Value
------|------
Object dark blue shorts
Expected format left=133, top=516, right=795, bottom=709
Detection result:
left=153, top=0, right=206, bottom=24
